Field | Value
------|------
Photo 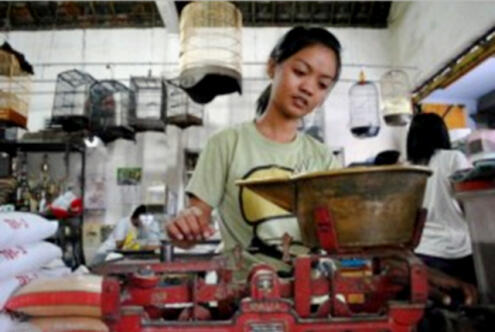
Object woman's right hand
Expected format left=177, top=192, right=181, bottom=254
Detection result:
left=165, top=198, right=214, bottom=248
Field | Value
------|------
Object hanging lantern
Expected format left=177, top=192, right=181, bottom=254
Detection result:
left=88, top=80, right=135, bottom=143
left=52, top=69, right=96, bottom=132
left=129, top=76, right=166, bottom=132
left=179, top=1, right=242, bottom=104
left=165, top=80, right=203, bottom=129
left=349, top=71, right=380, bottom=138
left=380, top=69, right=413, bottom=126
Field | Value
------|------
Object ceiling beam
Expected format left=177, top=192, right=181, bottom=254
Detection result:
left=348, top=2, right=355, bottom=26
left=413, top=28, right=495, bottom=103
left=155, top=0, right=178, bottom=33
left=271, top=1, right=275, bottom=26
left=252, top=2, right=256, bottom=26
left=4, top=2, right=12, bottom=29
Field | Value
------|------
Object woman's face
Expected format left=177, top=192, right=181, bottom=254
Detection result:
left=268, top=43, right=338, bottom=119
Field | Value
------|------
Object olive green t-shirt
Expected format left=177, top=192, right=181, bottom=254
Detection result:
left=186, top=121, right=340, bottom=275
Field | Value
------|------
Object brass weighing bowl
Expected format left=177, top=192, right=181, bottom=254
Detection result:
left=237, top=166, right=431, bottom=250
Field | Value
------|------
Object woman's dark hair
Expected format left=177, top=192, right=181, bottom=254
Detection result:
left=407, top=113, right=451, bottom=165
left=131, top=205, right=147, bottom=219
left=256, top=26, right=342, bottom=115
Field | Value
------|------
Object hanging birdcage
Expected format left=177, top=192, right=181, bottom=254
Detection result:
left=129, top=76, right=166, bottom=132
left=349, top=71, right=380, bottom=138
left=179, top=1, right=242, bottom=104
left=380, top=69, right=413, bottom=126
left=165, top=80, right=203, bottom=129
left=51, top=69, right=96, bottom=131
left=88, top=80, right=135, bottom=143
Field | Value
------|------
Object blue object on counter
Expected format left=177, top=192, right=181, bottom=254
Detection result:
left=339, top=258, right=369, bottom=268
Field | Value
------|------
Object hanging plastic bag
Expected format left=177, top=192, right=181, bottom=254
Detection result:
left=48, top=190, right=82, bottom=219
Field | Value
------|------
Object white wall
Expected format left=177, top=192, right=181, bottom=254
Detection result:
left=390, top=2, right=495, bottom=86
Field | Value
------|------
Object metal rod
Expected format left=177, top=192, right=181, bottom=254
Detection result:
left=27, top=76, right=383, bottom=85
left=31, top=61, right=418, bottom=71
left=21, top=78, right=375, bottom=95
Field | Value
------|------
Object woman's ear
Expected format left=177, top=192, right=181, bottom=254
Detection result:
left=266, top=58, right=276, bottom=79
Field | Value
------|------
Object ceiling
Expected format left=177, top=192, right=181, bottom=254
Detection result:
left=0, top=1, right=392, bottom=31
left=0, top=1, right=164, bottom=30
left=177, top=1, right=391, bottom=28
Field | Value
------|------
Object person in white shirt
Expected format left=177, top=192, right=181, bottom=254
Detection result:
left=91, top=205, right=161, bottom=266
left=407, top=113, right=476, bottom=285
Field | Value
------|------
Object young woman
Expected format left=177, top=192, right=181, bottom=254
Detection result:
left=407, top=112, right=476, bottom=285
left=166, top=26, right=342, bottom=275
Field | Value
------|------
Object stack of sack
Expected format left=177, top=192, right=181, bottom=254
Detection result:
left=0, top=211, right=73, bottom=331
left=5, top=275, right=108, bottom=332
left=0, top=212, right=64, bottom=309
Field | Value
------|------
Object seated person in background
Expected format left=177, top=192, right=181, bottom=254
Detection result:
left=91, top=205, right=161, bottom=265
left=407, top=113, right=477, bottom=304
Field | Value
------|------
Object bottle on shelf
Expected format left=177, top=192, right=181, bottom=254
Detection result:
left=15, top=152, right=31, bottom=212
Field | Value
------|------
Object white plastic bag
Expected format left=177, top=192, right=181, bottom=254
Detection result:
left=37, top=258, right=71, bottom=278
left=0, top=242, right=62, bottom=281
left=48, top=190, right=82, bottom=219
left=51, top=191, right=77, bottom=211
left=0, top=212, right=58, bottom=250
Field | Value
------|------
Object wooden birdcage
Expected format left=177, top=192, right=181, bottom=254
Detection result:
left=179, top=1, right=242, bottom=103
left=0, top=50, right=32, bottom=128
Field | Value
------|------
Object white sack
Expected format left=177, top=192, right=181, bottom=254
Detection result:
left=0, top=242, right=62, bottom=281
left=0, top=212, right=58, bottom=250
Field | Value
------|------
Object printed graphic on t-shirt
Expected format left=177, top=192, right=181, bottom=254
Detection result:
left=239, top=165, right=294, bottom=226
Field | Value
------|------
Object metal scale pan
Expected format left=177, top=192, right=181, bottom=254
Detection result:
left=237, top=165, right=432, bottom=252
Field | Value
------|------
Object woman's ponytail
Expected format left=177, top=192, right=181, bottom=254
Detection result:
left=256, top=84, right=272, bottom=116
